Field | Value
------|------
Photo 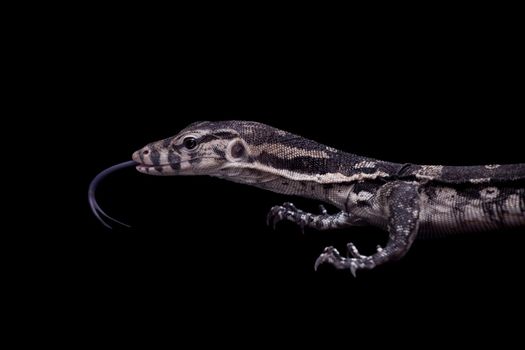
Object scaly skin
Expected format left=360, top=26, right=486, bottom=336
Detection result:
left=129, top=121, right=525, bottom=276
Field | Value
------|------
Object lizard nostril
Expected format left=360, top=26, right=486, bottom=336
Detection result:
left=143, top=150, right=150, bottom=155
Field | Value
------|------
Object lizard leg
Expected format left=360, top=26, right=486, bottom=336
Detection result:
left=267, top=202, right=353, bottom=232
left=315, top=182, right=421, bottom=276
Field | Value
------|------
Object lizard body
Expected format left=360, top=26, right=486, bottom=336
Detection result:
left=121, top=121, right=524, bottom=275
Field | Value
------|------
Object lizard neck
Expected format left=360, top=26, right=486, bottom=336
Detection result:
left=213, top=166, right=353, bottom=209
left=224, top=132, right=403, bottom=187
left=213, top=126, right=403, bottom=208
left=199, top=121, right=403, bottom=206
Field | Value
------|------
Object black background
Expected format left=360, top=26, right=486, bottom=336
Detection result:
left=26, top=8, right=524, bottom=336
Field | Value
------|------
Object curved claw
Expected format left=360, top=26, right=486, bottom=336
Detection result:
left=266, top=207, right=275, bottom=227
left=266, top=205, right=285, bottom=229
left=266, top=202, right=302, bottom=230
left=299, top=221, right=305, bottom=235
left=349, top=262, right=358, bottom=277
left=314, top=246, right=340, bottom=271
left=314, top=253, right=325, bottom=271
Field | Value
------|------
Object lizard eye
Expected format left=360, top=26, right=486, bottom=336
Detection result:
left=183, top=137, right=198, bottom=150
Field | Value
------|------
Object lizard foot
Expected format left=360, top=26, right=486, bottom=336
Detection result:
left=267, top=202, right=317, bottom=232
left=314, top=246, right=359, bottom=277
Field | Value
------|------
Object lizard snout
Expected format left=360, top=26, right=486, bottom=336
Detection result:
left=132, top=146, right=155, bottom=165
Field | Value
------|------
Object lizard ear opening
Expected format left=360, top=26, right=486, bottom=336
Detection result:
left=226, top=140, right=247, bottom=161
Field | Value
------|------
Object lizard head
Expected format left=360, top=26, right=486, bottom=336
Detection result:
left=132, top=120, right=341, bottom=189
left=132, top=121, right=260, bottom=177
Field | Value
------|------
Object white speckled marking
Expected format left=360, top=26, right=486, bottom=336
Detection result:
left=415, top=165, right=444, bottom=180
left=480, top=187, right=499, bottom=199
left=479, top=187, right=499, bottom=199
left=348, top=190, right=375, bottom=205
left=485, top=164, right=500, bottom=169
left=354, top=160, right=377, bottom=169
left=357, top=191, right=374, bottom=201
left=470, top=178, right=491, bottom=184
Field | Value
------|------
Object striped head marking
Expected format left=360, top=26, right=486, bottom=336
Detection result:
left=132, top=121, right=255, bottom=176
left=132, top=120, right=379, bottom=186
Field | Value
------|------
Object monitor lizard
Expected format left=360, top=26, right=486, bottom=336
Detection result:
left=89, top=121, right=525, bottom=276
